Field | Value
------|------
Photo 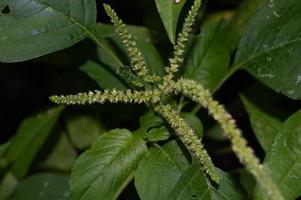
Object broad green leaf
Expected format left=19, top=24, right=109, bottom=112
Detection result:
left=5, top=106, right=64, bottom=178
left=0, top=0, right=96, bottom=62
left=70, top=129, right=147, bottom=200
left=135, top=141, right=190, bottom=200
left=12, top=173, right=69, bottom=200
left=66, top=115, right=104, bottom=150
left=255, top=109, right=301, bottom=200
left=234, top=0, right=301, bottom=99
left=240, top=94, right=282, bottom=152
left=39, top=132, right=77, bottom=171
left=155, top=0, right=187, bottom=44
left=184, top=21, right=230, bottom=91
left=80, top=61, right=127, bottom=90
left=0, top=172, right=18, bottom=200
left=181, top=112, right=203, bottom=137
left=227, top=0, right=264, bottom=50
left=167, top=164, right=246, bottom=200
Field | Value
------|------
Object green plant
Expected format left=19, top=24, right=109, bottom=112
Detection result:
left=0, top=0, right=301, bottom=200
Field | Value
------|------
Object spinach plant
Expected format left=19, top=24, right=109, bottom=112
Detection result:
left=0, top=0, right=300, bottom=199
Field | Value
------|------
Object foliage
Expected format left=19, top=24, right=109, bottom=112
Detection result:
left=0, top=0, right=301, bottom=200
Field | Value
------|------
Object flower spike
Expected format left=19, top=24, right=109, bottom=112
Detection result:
left=50, top=89, right=161, bottom=105
left=103, top=4, right=161, bottom=83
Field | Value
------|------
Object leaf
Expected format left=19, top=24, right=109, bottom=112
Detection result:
left=255, top=109, right=301, bottom=200
left=181, top=112, right=203, bottom=137
left=66, top=114, right=104, bottom=150
left=138, top=111, right=171, bottom=142
left=69, top=129, right=147, bottom=200
left=135, top=141, right=190, bottom=200
left=184, top=21, right=230, bottom=91
left=167, top=164, right=246, bottom=200
left=240, top=94, right=282, bottom=152
left=80, top=61, right=127, bottom=90
left=12, top=173, right=69, bottom=200
left=234, top=0, right=301, bottom=99
left=5, top=106, right=64, bottom=178
left=0, top=0, right=96, bottom=62
left=39, top=132, right=77, bottom=171
left=155, top=0, right=187, bottom=44
left=227, top=0, right=264, bottom=50
left=0, top=172, right=18, bottom=200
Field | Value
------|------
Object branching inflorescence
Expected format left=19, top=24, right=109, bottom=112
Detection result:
left=50, top=1, right=283, bottom=199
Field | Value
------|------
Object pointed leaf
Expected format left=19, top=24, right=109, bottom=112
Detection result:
left=70, top=129, right=147, bottom=200
left=155, top=0, right=187, bottom=44
left=5, top=106, right=64, bottom=178
left=234, top=0, right=301, bottom=99
left=0, top=0, right=96, bottom=62
left=255, top=109, right=301, bottom=200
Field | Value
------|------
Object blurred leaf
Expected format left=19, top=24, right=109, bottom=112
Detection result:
left=0, top=0, right=96, bottom=62
left=12, top=173, right=69, bottom=200
left=5, top=106, right=64, bottom=178
left=167, top=164, right=246, bottom=200
left=0, top=172, right=18, bottom=200
left=239, top=169, right=256, bottom=197
left=240, top=94, right=282, bottom=152
left=234, top=0, right=301, bottom=99
left=135, top=141, right=190, bottom=200
left=227, top=0, right=264, bottom=50
left=255, top=109, right=301, bottom=200
left=66, top=115, right=104, bottom=150
left=39, top=132, right=77, bottom=171
left=70, top=129, right=147, bottom=200
left=80, top=61, right=127, bottom=90
left=181, top=112, right=203, bottom=137
left=138, top=111, right=171, bottom=142
left=154, top=0, right=187, bottom=44
left=184, top=21, right=230, bottom=91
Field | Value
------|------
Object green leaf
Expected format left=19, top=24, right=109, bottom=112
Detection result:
left=12, top=173, right=69, bottom=200
left=39, top=132, right=77, bottom=171
left=5, top=106, right=64, bottom=178
left=155, top=0, right=187, bottom=44
left=0, top=0, right=96, bottom=62
left=80, top=61, right=127, bottom=90
left=234, top=0, right=301, bottom=99
left=0, top=172, right=18, bottom=200
left=66, top=115, right=104, bottom=150
left=227, top=0, right=264, bottom=50
left=138, top=111, right=171, bottom=142
left=184, top=21, right=230, bottom=91
left=69, top=129, right=147, bottom=200
left=240, top=94, right=282, bottom=152
left=255, top=109, right=301, bottom=200
left=167, top=164, right=246, bottom=200
left=135, top=141, right=190, bottom=200
left=181, top=112, right=203, bottom=137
